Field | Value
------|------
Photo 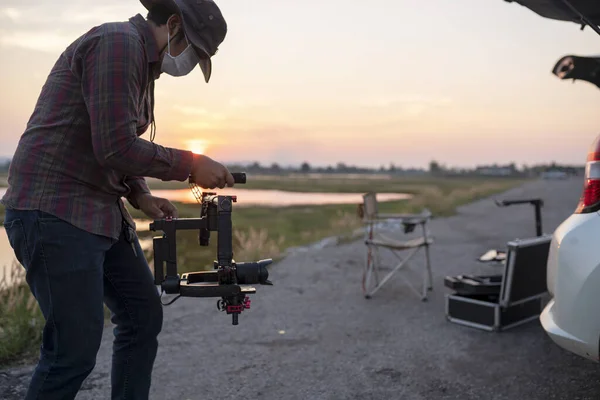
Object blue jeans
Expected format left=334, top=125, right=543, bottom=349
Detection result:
left=3, top=209, right=163, bottom=400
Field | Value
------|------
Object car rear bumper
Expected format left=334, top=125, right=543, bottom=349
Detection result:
left=541, top=212, right=600, bottom=362
left=541, top=299, right=598, bottom=362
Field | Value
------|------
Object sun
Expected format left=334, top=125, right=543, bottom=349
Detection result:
left=187, top=139, right=209, bottom=155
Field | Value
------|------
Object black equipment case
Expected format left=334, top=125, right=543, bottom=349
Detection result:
left=445, top=235, right=552, bottom=332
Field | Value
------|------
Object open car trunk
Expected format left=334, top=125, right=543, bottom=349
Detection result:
left=505, top=1, right=600, bottom=88
left=505, top=0, right=600, bottom=34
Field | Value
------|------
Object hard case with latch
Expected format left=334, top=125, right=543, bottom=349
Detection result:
left=445, top=235, right=551, bottom=332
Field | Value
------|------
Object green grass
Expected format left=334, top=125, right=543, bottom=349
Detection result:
left=0, top=264, right=44, bottom=366
left=144, top=174, right=518, bottom=194
left=0, top=174, right=529, bottom=367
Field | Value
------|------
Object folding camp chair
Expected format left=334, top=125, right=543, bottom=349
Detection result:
left=359, top=192, right=434, bottom=301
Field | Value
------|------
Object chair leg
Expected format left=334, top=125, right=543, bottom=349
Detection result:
left=425, top=244, right=433, bottom=291
left=421, top=257, right=429, bottom=302
left=420, top=224, right=434, bottom=292
left=366, top=247, right=426, bottom=300
left=363, top=246, right=372, bottom=298
left=363, top=246, right=379, bottom=299
left=362, top=239, right=434, bottom=300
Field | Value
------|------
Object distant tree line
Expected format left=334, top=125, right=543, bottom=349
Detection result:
left=427, top=160, right=583, bottom=178
left=225, top=159, right=584, bottom=177
left=0, top=158, right=584, bottom=177
left=224, top=161, right=428, bottom=176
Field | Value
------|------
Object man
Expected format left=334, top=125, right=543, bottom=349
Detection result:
left=1, top=0, right=233, bottom=398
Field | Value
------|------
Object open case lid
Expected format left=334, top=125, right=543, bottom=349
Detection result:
left=504, top=0, right=600, bottom=35
left=499, top=234, right=552, bottom=307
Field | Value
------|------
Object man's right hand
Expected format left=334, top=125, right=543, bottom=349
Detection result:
left=190, top=154, right=235, bottom=189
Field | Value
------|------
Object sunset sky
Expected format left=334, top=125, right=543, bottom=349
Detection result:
left=1, top=0, right=599, bottom=169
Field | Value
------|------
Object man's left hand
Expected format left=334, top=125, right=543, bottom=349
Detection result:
left=137, top=194, right=178, bottom=219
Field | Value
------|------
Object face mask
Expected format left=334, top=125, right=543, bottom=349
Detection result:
left=161, top=28, right=199, bottom=77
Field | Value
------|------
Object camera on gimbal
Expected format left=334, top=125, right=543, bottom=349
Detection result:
left=149, top=172, right=273, bottom=325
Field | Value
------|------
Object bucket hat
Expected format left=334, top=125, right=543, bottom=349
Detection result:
left=140, top=0, right=227, bottom=82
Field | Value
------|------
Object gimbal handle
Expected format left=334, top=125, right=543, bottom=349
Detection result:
left=189, top=172, right=247, bottom=186
left=231, top=172, right=246, bottom=184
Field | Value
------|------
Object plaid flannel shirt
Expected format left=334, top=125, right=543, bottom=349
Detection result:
left=1, top=14, right=194, bottom=240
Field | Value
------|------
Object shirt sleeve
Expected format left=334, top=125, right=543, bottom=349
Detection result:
left=124, top=176, right=151, bottom=209
left=81, top=29, right=193, bottom=182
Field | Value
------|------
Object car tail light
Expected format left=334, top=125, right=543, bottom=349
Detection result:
left=575, top=135, right=600, bottom=214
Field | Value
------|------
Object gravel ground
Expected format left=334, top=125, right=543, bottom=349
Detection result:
left=2, top=177, right=599, bottom=400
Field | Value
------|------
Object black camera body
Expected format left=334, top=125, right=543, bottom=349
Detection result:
left=149, top=173, right=272, bottom=325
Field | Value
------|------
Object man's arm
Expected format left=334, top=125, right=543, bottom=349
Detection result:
left=81, top=29, right=193, bottom=181
left=124, top=176, right=151, bottom=209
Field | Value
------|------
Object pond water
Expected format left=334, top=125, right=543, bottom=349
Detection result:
left=0, top=187, right=409, bottom=207
left=151, top=188, right=410, bottom=206
left=0, top=188, right=410, bottom=286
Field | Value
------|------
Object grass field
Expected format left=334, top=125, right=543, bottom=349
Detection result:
left=0, top=173, right=529, bottom=366
left=143, top=173, right=509, bottom=195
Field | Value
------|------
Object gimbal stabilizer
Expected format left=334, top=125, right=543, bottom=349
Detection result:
left=149, top=172, right=273, bottom=325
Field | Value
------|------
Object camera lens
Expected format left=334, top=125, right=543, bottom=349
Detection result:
left=236, top=259, right=273, bottom=285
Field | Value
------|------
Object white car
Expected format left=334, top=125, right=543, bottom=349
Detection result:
left=540, top=134, right=600, bottom=362
left=502, top=0, right=600, bottom=361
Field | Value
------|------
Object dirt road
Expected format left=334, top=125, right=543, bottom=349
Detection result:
left=3, top=177, right=599, bottom=400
